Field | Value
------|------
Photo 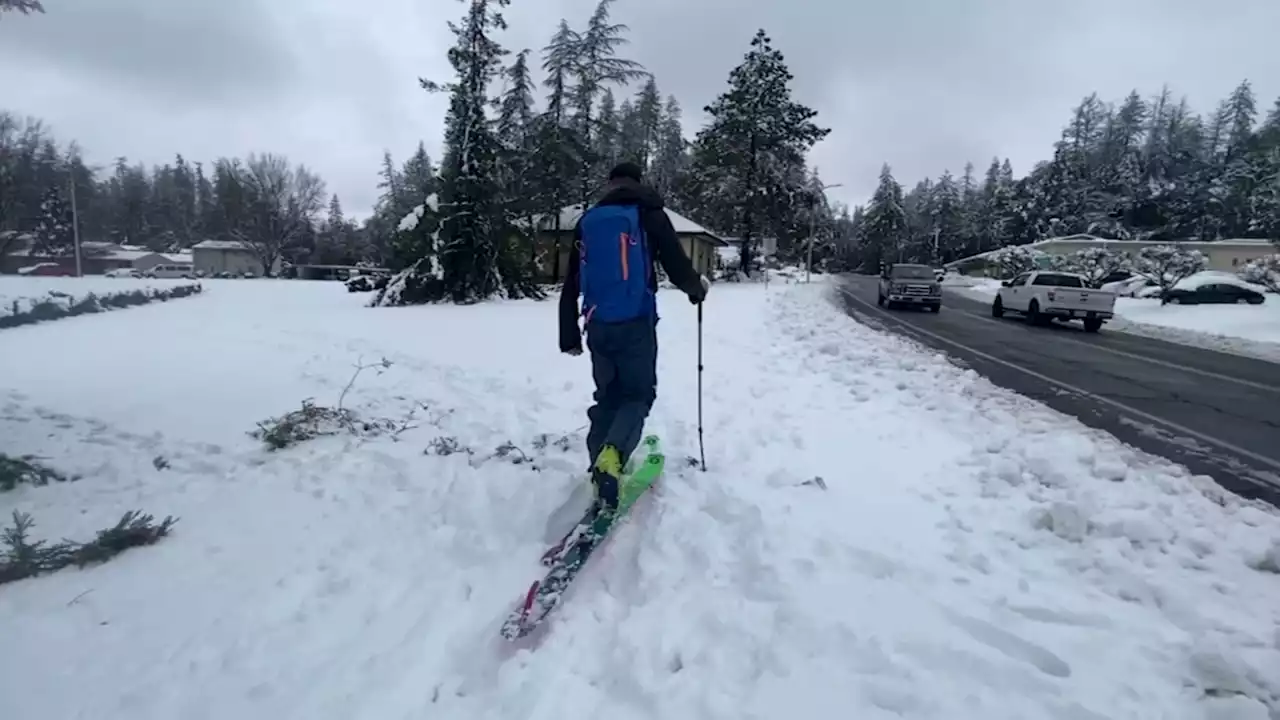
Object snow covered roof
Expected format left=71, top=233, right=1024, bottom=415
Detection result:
left=538, top=204, right=728, bottom=246
left=192, top=240, right=254, bottom=251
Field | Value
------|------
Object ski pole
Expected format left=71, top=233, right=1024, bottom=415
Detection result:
left=697, top=302, right=706, bottom=472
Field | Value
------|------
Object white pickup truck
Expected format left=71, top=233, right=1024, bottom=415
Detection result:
left=990, top=270, right=1116, bottom=333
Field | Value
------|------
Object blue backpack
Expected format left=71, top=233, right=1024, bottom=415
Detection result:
left=578, top=204, right=654, bottom=324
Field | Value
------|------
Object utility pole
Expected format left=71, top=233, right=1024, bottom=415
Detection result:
left=932, top=227, right=941, bottom=267
left=69, top=173, right=82, bottom=277
left=806, top=178, right=843, bottom=283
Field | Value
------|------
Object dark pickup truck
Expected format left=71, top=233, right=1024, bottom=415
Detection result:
left=877, top=263, right=942, bottom=312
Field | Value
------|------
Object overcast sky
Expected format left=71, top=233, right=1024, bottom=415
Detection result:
left=2, top=0, right=1278, bottom=217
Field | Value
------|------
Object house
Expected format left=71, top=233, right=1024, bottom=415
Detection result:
left=0, top=235, right=193, bottom=274
left=946, top=234, right=1277, bottom=275
left=533, top=205, right=728, bottom=282
left=191, top=240, right=277, bottom=276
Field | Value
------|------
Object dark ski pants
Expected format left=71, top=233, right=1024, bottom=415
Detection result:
left=585, top=316, right=658, bottom=470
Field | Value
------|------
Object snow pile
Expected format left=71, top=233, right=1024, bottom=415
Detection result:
left=1, top=279, right=1278, bottom=719
left=1109, top=297, right=1280, bottom=360
left=0, top=275, right=199, bottom=318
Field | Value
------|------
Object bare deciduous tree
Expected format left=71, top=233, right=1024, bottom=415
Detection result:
left=229, top=153, right=326, bottom=275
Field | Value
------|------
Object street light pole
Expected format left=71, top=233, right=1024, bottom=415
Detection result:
left=806, top=179, right=843, bottom=283
left=69, top=173, right=82, bottom=277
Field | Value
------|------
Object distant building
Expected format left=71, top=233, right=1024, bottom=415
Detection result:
left=0, top=234, right=191, bottom=275
left=191, top=240, right=278, bottom=276
left=720, top=236, right=779, bottom=259
left=532, top=205, right=728, bottom=282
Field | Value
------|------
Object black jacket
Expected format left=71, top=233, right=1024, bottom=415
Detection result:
left=559, top=179, right=704, bottom=352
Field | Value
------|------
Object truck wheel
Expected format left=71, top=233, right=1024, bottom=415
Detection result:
left=991, top=297, right=1004, bottom=318
left=1027, top=300, right=1045, bottom=326
left=1083, top=317, right=1103, bottom=333
left=928, top=304, right=941, bottom=313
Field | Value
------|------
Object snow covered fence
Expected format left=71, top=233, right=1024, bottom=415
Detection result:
left=0, top=280, right=203, bottom=330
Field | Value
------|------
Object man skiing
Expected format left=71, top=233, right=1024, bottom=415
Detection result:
left=559, top=161, right=709, bottom=516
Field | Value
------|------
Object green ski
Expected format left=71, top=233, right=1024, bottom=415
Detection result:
left=503, top=435, right=664, bottom=640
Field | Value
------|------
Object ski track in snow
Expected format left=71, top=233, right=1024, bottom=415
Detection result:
left=1, top=278, right=1278, bottom=720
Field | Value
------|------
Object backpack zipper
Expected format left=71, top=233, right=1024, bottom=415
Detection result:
left=619, top=233, right=629, bottom=282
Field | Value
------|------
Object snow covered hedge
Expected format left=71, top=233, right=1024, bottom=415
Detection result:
left=0, top=282, right=202, bottom=330
left=1238, top=254, right=1280, bottom=292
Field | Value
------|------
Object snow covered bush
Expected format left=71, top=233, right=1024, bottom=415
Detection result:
left=0, top=283, right=203, bottom=330
left=1059, top=247, right=1131, bottom=287
left=1134, top=244, right=1207, bottom=305
left=986, top=245, right=1047, bottom=279
left=1238, top=254, right=1280, bottom=293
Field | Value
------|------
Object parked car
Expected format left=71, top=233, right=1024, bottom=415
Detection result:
left=1096, top=269, right=1133, bottom=286
left=1163, top=283, right=1265, bottom=305
left=991, top=270, right=1116, bottom=332
left=17, top=262, right=73, bottom=276
left=1099, top=274, right=1155, bottom=297
left=144, top=263, right=195, bottom=279
left=877, top=263, right=942, bottom=311
left=105, top=268, right=140, bottom=278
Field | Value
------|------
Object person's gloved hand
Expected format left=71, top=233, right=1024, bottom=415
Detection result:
left=688, top=275, right=710, bottom=304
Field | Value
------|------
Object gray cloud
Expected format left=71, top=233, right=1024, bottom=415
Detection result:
left=1, top=0, right=1277, bottom=215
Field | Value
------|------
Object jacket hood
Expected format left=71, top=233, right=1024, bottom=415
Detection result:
left=595, top=178, right=664, bottom=211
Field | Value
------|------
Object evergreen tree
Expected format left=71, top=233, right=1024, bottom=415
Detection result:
left=860, top=164, right=907, bottom=271
left=534, top=17, right=581, bottom=272
left=616, top=98, right=643, bottom=163
left=650, top=96, right=688, bottom=204
left=631, top=77, right=662, bottom=171
left=0, top=0, right=43, bottom=17
left=33, top=183, right=72, bottom=256
left=401, top=142, right=436, bottom=208
left=593, top=88, right=620, bottom=173
left=686, top=29, right=829, bottom=276
left=495, top=49, right=543, bottom=280
left=397, top=0, right=538, bottom=304
left=569, top=0, right=646, bottom=206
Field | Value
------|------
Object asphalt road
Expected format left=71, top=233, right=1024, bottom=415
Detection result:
left=836, top=274, right=1280, bottom=506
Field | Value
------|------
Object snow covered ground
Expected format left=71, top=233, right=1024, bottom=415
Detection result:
left=0, top=275, right=198, bottom=317
left=2, top=279, right=1279, bottom=720
left=946, top=275, right=1280, bottom=362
